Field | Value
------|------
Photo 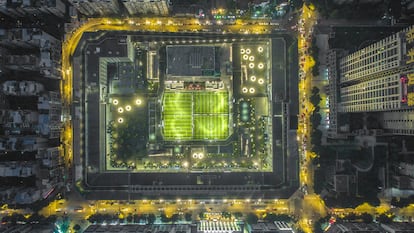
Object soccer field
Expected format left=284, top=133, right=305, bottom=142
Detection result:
left=162, top=91, right=229, bottom=140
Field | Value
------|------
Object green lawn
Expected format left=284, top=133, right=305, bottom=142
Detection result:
left=194, top=115, right=229, bottom=140
left=162, top=91, right=229, bottom=141
left=194, top=92, right=229, bottom=114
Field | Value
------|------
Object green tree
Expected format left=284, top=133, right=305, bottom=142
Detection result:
left=234, top=212, right=243, bottom=219
left=73, top=224, right=81, bottom=231
left=310, top=93, right=321, bottom=108
left=185, top=213, right=192, bottom=222
left=246, top=213, right=258, bottom=224
left=147, top=214, right=156, bottom=224
left=171, top=214, right=179, bottom=223
left=160, top=213, right=170, bottom=223
left=126, top=214, right=133, bottom=223
left=377, top=213, right=393, bottom=223
left=360, top=213, right=373, bottom=223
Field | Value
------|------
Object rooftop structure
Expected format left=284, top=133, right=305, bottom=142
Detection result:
left=2, top=80, right=44, bottom=96
left=327, top=223, right=383, bottom=233
left=122, top=0, right=169, bottom=16
left=380, top=222, right=414, bottom=233
left=0, top=137, right=49, bottom=151
left=0, top=0, right=65, bottom=18
left=0, top=28, right=61, bottom=79
left=198, top=220, right=242, bottom=233
left=0, top=147, right=62, bottom=205
left=249, top=222, right=294, bottom=233
left=167, top=46, right=217, bottom=78
left=85, top=224, right=194, bottom=233
left=0, top=162, right=36, bottom=177
left=68, top=0, right=119, bottom=16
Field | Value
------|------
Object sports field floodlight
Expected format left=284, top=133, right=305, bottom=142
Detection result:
left=246, top=49, right=251, bottom=54
left=135, top=99, right=142, bottom=105
left=240, top=49, right=245, bottom=54
left=112, top=99, right=119, bottom=105
left=250, top=76, right=256, bottom=82
left=258, top=46, right=264, bottom=52
left=242, top=87, right=248, bottom=93
left=258, top=63, right=264, bottom=69
left=249, top=63, right=254, bottom=69
left=125, top=105, right=132, bottom=111
left=258, top=79, right=264, bottom=84
left=249, top=56, right=254, bottom=61
left=249, top=88, right=255, bottom=93
left=118, top=107, right=124, bottom=113
left=243, top=54, right=249, bottom=60
left=118, top=117, right=124, bottom=123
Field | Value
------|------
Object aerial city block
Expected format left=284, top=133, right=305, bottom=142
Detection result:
left=0, top=0, right=413, bottom=232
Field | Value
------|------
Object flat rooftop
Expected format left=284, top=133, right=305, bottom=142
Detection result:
left=167, top=45, right=216, bottom=77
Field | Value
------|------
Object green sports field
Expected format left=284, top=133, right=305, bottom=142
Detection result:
left=162, top=91, right=229, bottom=140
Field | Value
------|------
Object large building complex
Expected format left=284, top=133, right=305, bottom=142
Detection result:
left=328, top=25, right=414, bottom=136
left=72, top=29, right=299, bottom=199
left=0, top=27, right=63, bottom=205
left=0, top=0, right=65, bottom=18
left=0, top=28, right=62, bottom=79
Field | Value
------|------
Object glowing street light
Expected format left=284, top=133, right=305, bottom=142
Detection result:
left=246, top=48, right=251, bottom=54
left=125, top=105, right=132, bottom=111
left=258, top=79, right=264, bottom=84
left=243, top=54, right=249, bottom=60
left=249, top=63, right=254, bottom=69
left=249, top=88, right=255, bottom=93
left=118, top=117, right=124, bottom=123
left=249, top=56, right=254, bottom=61
left=240, top=49, right=245, bottom=54
left=113, top=99, right=119, bottom=105
left=135, top=99, right=142, bottom=105
left=258, top=63, right=264, bottom=69
left=250, top=76, right=256, bottom=82
left=242, top=87, right=248, bottom=93
left=118, top=107, right=124, bottom=113
left=258, top=46, right=263, bottom=52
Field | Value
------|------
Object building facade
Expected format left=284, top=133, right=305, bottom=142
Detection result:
left=68, top=0, right=119, bottom=16
left=337, top=25, right=414, bottom=135
left=122, top=0, right=169, bottom=16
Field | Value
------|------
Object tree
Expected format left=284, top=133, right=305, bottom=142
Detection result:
left=234, top=212, right=243, bottom=219
left=147, top=214, right=156, bottom=224
left=171, top=214, right=179, bottom=223
left=198, top=212, right=205, bottom=220
left=73, top=224, right=81, bottom=231
left=126, top=214, right=133, bottom=223
left=360, top=213, right=373, bottom=223
left=311, top=86, right=320, bottom=95
left=310, top=112, right=322, bottom=128
left=310, top=93, right=321, bottom=108
left=185, top=213, right=192, bottom=222
left=160, top=213, right=170, bottom=223
left=222, top=211, right=231, bottom=219
left=377, top=213, right=393, bottom=223
left=246, top=213, right=258, bottom=224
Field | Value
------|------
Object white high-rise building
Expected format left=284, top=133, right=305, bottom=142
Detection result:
left=337, top=25, right=414, bottom=135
